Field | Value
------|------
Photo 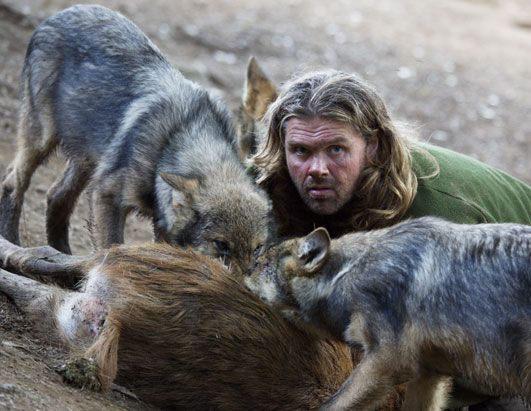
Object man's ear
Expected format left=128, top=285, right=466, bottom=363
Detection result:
left=242, top=56, right=278, bottom=120
left=297, top=227, right=331, bottom=274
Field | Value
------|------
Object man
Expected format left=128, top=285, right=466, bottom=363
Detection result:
left=250, top=69, right=531, bottom=410
left=252, top=70, right=531, bottom=239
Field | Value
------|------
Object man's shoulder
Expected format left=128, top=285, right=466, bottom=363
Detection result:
left=407, top=183, right=491, bottom=224
left=408, top=143, right=531, bottom=224
left=412, top=143, right=521, bottom=181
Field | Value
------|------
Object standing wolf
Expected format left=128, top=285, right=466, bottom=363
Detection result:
left=0, top=5, right=270, bottom=270
left=245, top=217, right=531, bottom=410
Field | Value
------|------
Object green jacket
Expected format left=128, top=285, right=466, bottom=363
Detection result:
left=405, top=143, right=531, bottom=225
left=254, top=143, right=530, bottom=239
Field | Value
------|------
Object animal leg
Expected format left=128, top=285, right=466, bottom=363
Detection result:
left=401, top=374, right=452, bottom=411
left=0, top=137, right=57, bottom=245
left=0, top=266, right=57, bottom=310
left=89, top=185, right=127, bottom=249
left=0, top=233, right=87, bottom=279
left=1, top=267, right=114, bottom=392
left=0, top=90, right=58, bottom=245
left=320, top=351, right=397, bottom=411
left=0, top=267, right=107, bottom=348
left=46, top=159, right=93, bottom=254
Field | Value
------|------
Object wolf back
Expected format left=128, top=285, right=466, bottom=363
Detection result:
left=0, top=5, right=270, bottom=268
left=245, top=217, right=531, bottom=408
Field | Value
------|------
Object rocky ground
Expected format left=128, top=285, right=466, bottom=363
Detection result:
left=0, top=0, right=529, bottom=409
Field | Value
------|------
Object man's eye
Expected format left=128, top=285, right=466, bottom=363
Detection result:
left=293, top=146, right=307, bottom=156
left=329, top=145, right=344, bottom=154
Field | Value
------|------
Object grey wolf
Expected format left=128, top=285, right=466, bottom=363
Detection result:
left=236, top=56, right=277, bottom=161
left=0, top=5, right=270, bottom=272
left=245, top=216, right=531, bottom=410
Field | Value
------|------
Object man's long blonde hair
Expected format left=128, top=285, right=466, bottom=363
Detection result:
left=253, top=70, right=418, bottom=231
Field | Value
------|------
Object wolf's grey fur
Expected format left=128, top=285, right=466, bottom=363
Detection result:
left=0, top=5, right=270, bottom=269
left=236, top=57, right=278, bottom=161
left=245, top=216, right=531, bottom=410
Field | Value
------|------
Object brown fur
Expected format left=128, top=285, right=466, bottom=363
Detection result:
left=89, top=245, right=353, bottom=409
left=1, top=244, right=360, bottom=410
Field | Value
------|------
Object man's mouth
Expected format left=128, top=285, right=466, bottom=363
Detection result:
left=307, top=187, right=334, bottom=199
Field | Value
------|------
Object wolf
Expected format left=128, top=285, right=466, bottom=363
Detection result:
left=236, top=57, right=278, bottom=161
left=0, top=5, right=270, bottom=271
left=0, top=239, right=360, bottom=410
left=244, top=216, right=531, bottom=410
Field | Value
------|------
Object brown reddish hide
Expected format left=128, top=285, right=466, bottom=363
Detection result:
left=0, top=240, right=403, bottom=410
left=63, top=244, right=355, bottom=410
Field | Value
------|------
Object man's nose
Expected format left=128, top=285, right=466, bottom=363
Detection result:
left=308, top=153, right=329, bottom=177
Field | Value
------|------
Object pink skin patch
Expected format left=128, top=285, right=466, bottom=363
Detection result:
left=285, top=117, right=376, bottom=215
left=57, top=293, right=108, bottom=346
left=78, top=296, right=108, bottom=337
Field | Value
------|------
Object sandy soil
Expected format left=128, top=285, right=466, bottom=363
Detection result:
left=0, top=0, right=529, bottom=409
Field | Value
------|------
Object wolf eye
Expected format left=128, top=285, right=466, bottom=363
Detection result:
left=214, top=240, right=230, bottom=256
left=253, top=244, right=264, bottom=258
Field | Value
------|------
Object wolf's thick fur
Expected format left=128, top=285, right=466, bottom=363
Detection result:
left=245, top=216, right=531, bottom=410
left=0, top=243, right=357, bottom=410
left=0, top=5, right=270, bottom=268
left=236, top=57, right=277, bottom=161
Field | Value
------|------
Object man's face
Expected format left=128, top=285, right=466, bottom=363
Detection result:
left=285, top=117, right=374, bottom=215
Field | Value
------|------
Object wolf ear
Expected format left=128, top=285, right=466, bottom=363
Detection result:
left=159, top=173, right=201, bottom=233
left=297, top=227, right=331, bottom=275
left=160, top=173, right=200, bottom=207
left=160, top=173, right=200, bottom=193
left=242, top=56, right=278, bottom=120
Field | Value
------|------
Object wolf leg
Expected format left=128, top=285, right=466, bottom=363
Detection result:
left=0, top=80, right=58, bottom=245
left=0, top=134, right=56, bottom=245
left=46, top=159, right=93, bottom=254
left=89, top=183, right=127, bottom=249
left=401, top=374, right=452, bottom=411
left=320, top=351, right=396, bottom=411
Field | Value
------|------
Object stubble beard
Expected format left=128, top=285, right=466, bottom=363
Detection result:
left=299, top=188, right=348, bottom=216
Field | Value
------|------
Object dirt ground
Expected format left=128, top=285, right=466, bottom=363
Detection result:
left=0, top=0, right=530, bottom=409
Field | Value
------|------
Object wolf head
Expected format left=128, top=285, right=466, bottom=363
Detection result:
left=236, top=57, right=278, bottom=161
left=156, top=172, right=271, bottom=275
left=244, top=227, right=331, bottom=307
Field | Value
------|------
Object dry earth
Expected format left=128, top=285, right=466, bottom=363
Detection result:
left=0, top=0, right=530, bottom=409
